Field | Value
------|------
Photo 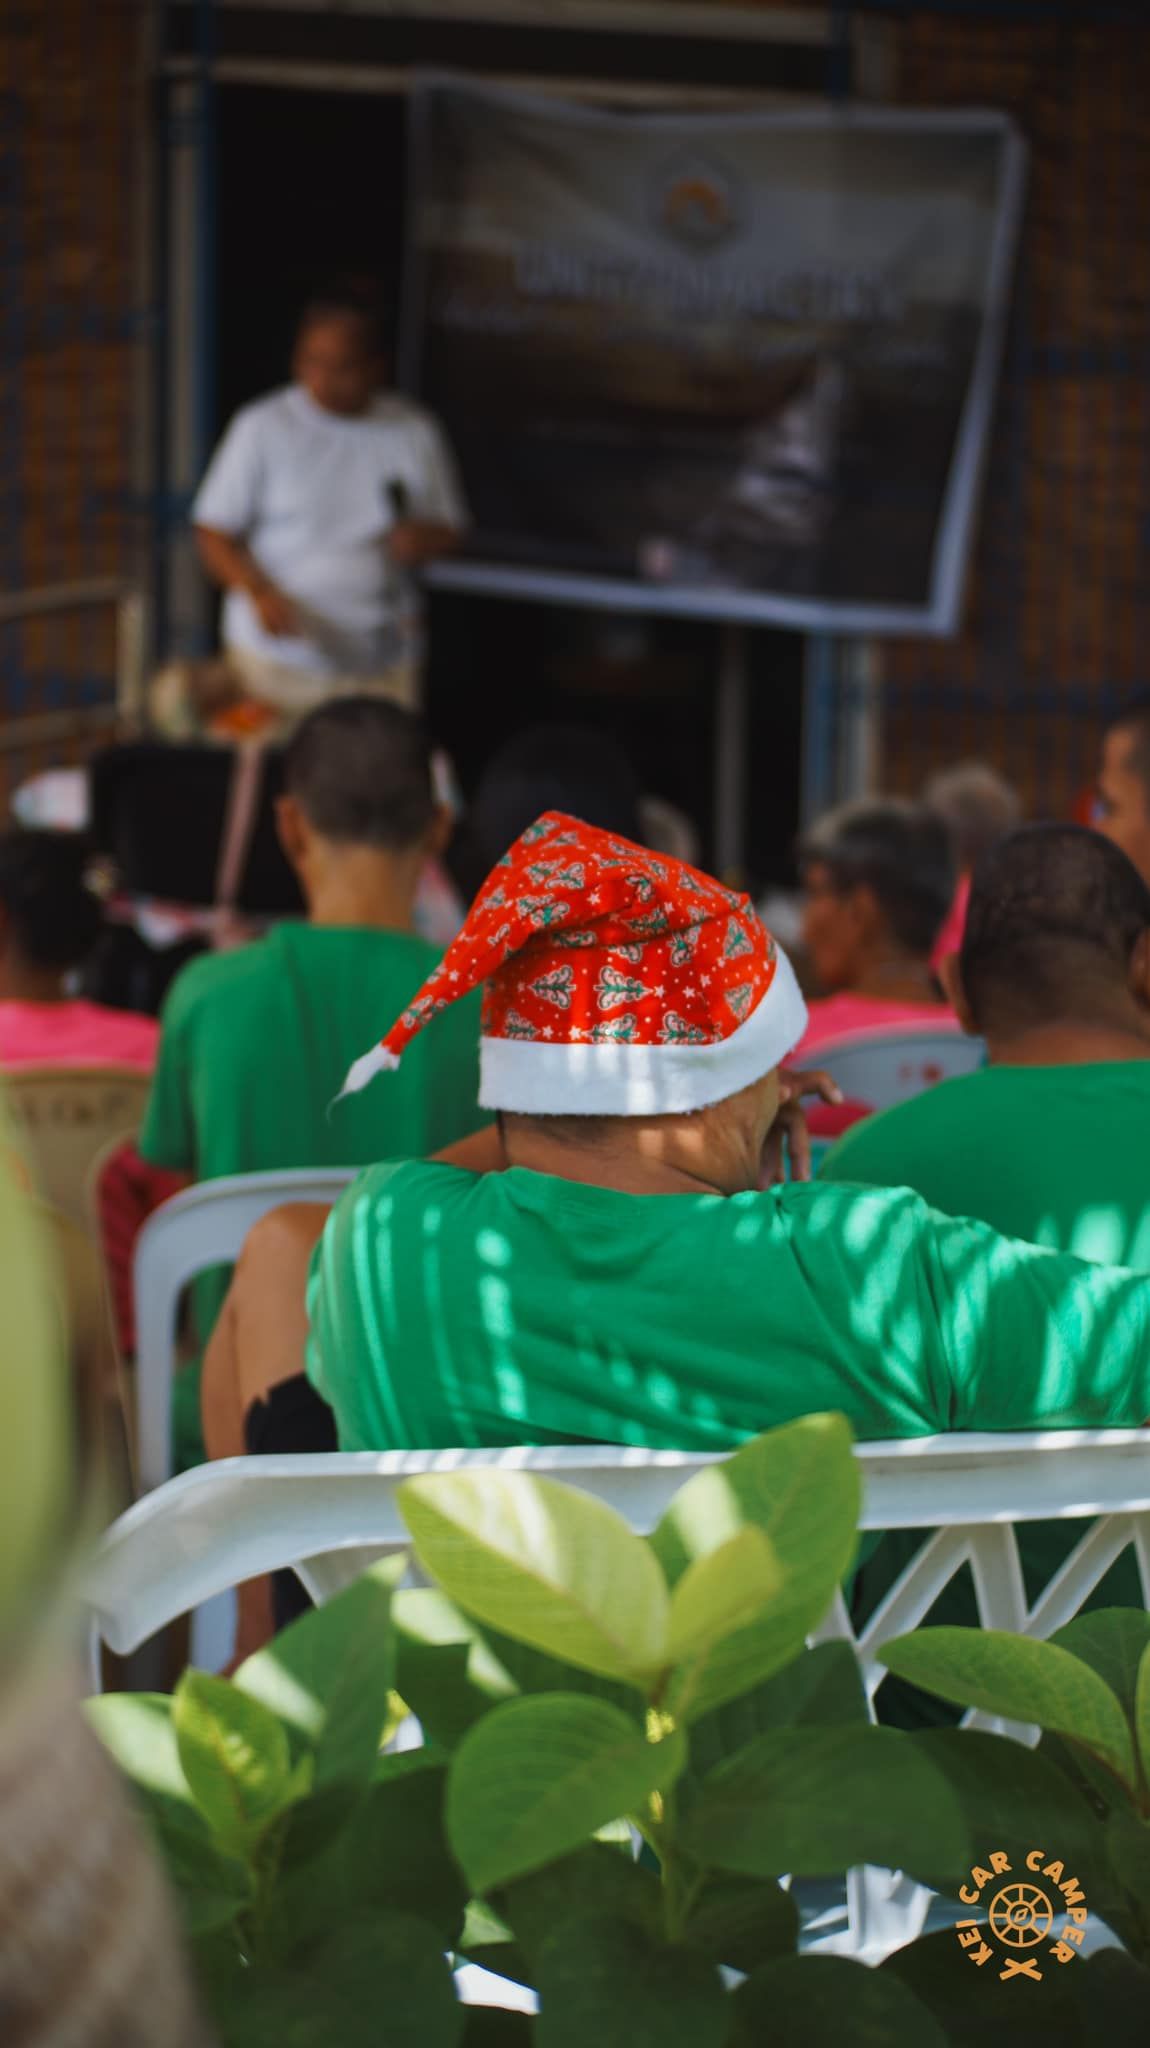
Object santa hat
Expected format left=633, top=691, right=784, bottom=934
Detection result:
left=344, top=811, right=807, bottom=1117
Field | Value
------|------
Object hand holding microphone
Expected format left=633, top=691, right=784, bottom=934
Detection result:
left=384, top=478, right=423, bottom=568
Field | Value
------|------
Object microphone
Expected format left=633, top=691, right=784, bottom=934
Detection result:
left=386, top=478, right=410, bottom=523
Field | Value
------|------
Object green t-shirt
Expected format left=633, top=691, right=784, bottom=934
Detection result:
left=821, top=1060, right=1150, bottom=1711
left=140, top=923, right=484, bottom=1184
left=820, top=1061, right=1150, bottom=1268
left=140, top=923, right=484, bottom=1467
left=307, top=1162, right=1150, bottom=1455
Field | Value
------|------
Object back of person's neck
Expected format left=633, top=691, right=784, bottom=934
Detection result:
left=302, top=845, right=422, bottom=934
left=0, top=956, right=68, bottom=1004
left=503, top=1125, right=733, bottom=1199
left=986, top=1013, right=1150, bottom=1067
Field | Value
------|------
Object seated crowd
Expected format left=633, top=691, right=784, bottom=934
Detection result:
left=7, top=691, right=1150, bottom=1669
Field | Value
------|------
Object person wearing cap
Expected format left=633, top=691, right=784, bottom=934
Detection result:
left=203, top=810, right=1150, bottom=1520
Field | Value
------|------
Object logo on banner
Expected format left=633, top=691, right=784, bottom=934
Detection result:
left=954, top=1848, right=1088, bottom=1985
left=655, top=152, right=742, bottom=250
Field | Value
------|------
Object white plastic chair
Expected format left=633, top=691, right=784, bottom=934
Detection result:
left=811, top=1028, right=984, bottom=1112
left=133, top=1168, right=357, bottom=1493
left=85, top=1430, right=1150, bottom=1961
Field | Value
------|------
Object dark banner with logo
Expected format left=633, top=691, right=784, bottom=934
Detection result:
left=405, top=83, right=1025, bottom=634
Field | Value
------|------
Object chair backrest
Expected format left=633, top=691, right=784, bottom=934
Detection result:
left=87, top=1429, right=1150, bottom=1672
left=6, top=1066, right=152, bottom=1231
left=811, top=1029, right=985, bottom=1113
left=133, top=1167, right=357, bottom=1492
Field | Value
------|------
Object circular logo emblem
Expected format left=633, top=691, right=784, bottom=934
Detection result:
left=987, top=1882, right=1053, bottom=1949
left=654, top=152, right=742, bottom=251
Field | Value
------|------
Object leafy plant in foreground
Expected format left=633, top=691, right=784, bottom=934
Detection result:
left=89, top=1413, right=1150, bottom=2045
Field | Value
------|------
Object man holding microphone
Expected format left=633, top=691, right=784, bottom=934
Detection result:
left=189, top=286, right=465, bottom=724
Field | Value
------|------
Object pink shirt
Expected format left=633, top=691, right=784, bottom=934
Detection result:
left=0, top=1000, right=159, bottom=1073
left=795, top=993, right=960, bottom=1063
left=930, top=873, right=971, bottom=972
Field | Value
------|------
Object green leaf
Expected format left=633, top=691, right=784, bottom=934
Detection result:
left=174, top=1670, right=296, bottom=1854
left=686, top=1641, right=867, bottom=1785
left=882, top=1925, right=1082, bottom=2048
left=399, top=1470, right=670, bottom=1684
left=881, top=1628, right=1137, bottom=1790
left=500, top=1842, right=661, bottom=1963
left=134, top=1785, right=253, bottom=1935
left=534, top=1916, right=728, bottom=2048
left=86, top=1691, right=190, bottom=1800
left=394, top=1587, right=520, bottom=1747
left=677, top=1724, right=968, bottom=1882
left=683, top=1873, right=797, bottom=1972
left=1050, top=1609, right=1150, bottom=1726
left=215, top=1910, right=463, bottom=2048
left=905, top=1728, right=1110, bottom=1898
left=476, top=1622, right=648, bottom=1727
left=1069, top=1950, right=1150, bottom=2048
left=235, top=1562, right=400, bottom=1788
left=268, top=1761, right=469, bottom=1954
left=666, top=1525, right=784, bottom=1664
left=460, top=2011, right=536, bottom=2048
left=650, top=1415, right=859, bottom=1721
left=447, top=1693, right=684, bottom=1894
left=733, top=1955, right=949, bottom=2048
left=1136, top=1641, right=1150, bottom=1790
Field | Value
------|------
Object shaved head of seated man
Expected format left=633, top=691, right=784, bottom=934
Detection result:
left=206, top=812, right=1150, bottom=1591
left=822, top=823, right=1150, bottom=1264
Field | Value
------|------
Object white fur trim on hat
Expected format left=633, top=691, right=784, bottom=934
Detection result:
left=479, top=946, right=808, bottom=1117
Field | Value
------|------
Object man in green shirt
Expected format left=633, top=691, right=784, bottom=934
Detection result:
left=203, top=811, right=1150, bottom=1497
left=140, top=696, right=485, bottom=1462
left=820, top=823, right=1150, bottom=1264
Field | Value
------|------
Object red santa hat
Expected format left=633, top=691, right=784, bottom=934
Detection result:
left=344, top=811, right=807, bottom=1117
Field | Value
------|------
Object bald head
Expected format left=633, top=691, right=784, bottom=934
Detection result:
left=957, top=824, right=1150, bottom=1042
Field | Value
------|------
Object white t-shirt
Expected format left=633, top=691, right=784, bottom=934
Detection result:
left=192, top=386, right=468, bottom=678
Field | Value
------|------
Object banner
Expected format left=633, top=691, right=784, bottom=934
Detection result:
left=405, top=83, right=1025, bottom=635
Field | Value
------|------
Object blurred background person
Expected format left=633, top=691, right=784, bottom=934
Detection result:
left=185, top=284, right=467, bottom=732
left=923, top=758, right=1022, bottom=968
left=0, top=832, right=157, bottom=1072
left=1096, top=696, right=1150, bottom=886
left=447, top=721, right=645, bottom=903
left=821, top=824, right=1150, bottom=1264
left=793, top=798, right=957, bottom=1060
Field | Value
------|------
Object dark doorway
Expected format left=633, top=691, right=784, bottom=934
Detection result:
left=212, top=84, right=804, bottom=887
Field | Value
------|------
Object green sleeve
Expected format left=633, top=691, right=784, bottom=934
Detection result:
left=137, top=982, right=197, bottom=1172
left=919, top=1207, right=1150, bottom=1430
left=305, top=1163, right=406, bottom=1446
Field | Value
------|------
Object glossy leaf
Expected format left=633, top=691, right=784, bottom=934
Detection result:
left=1135, top=1641, right=1150, bottom=1788
left=235, top=1562, right=400, bottom=1787
left=733, top=1955, right=948, bottom=2048
left=500, top=1841, right=661, bottom=1962
left=666, top=1526, right=784, bottom=1664
left=134, top=1785, right=253, bottom=1935
left=883, top=1925, right=1084, bottom=2048
left=905, top=1728, right=1109, bottom=1897
left=687, top=1641, right=867, bottom=1785
left=650, top=1415, right=859, bottom=1719
left=447, top=1693, right=684, bottom=1894
left=268, top=1759, right=469, bottom=1953
left=881, top=1627, right=1137, bottom=1789
left=677, top=1724, right=968, bottom=1882
left=174, top=1670, right=296, bottom=1853
left=1050, top=1608, right=1150, bottom=1727
left=215, top=1910, right=463, bottom=2048
left=683, top=1873, right=797, bottom=1972
left=399, top=1471, right=671, bottom=1684
left=535, top=1916, right=728, bottom=2048
left=87, top=1690, right=189, bottom=1797
left=393, top=1587, right=519, bottom=1747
